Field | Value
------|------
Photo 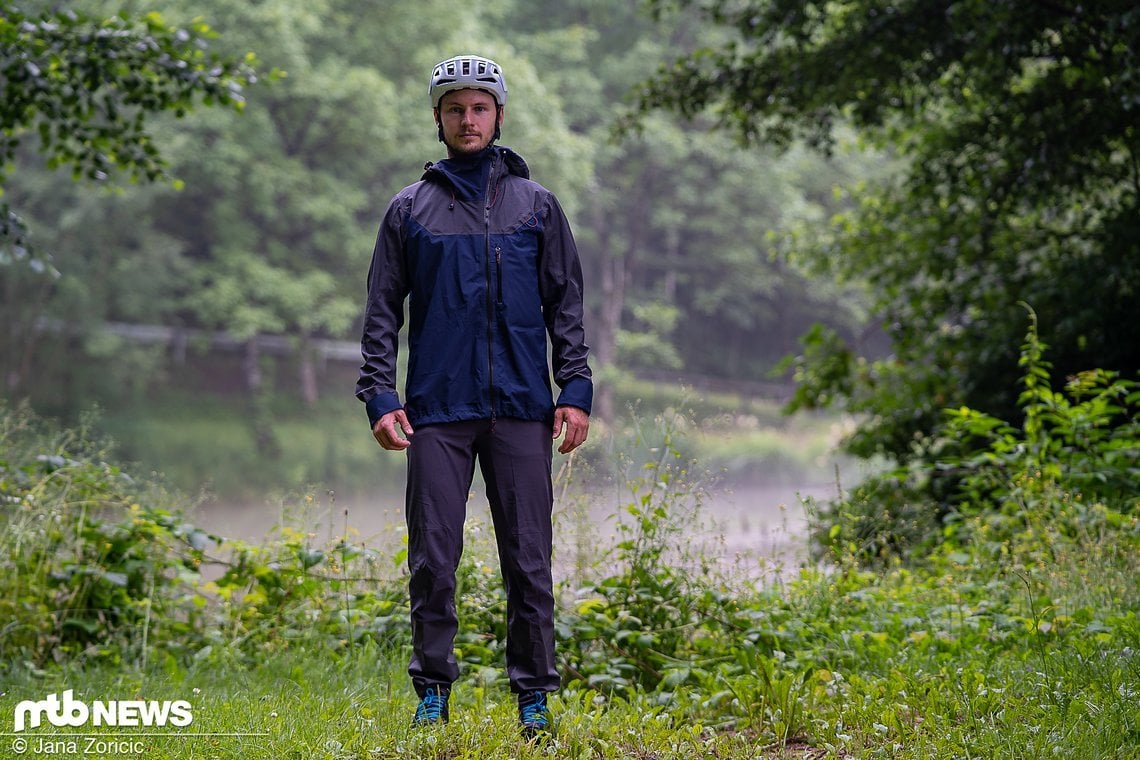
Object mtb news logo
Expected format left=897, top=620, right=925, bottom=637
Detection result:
left=12, top=690, right=193, bottom=733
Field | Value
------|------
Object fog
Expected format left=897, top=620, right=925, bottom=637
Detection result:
left=191, top=476, right=838, bottom=587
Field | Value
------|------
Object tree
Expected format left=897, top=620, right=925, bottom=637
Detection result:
left=0, top=2, right=258, bottom=393
left=5, top=0, right=886, bottom=451
left=154, top=0, right=593, bottom=411
left=636, top=0, right=1140, bottom=474
left=0, top=3, right=257, bottom=196
left=506, top=0, right=875, bottom=423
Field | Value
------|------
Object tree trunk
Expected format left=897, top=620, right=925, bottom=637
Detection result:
left=592, top=210, right=623, bottom=426
left=242, top=337, right=263, bottom=394
left=299, top=336, right=319, bottom=406
left=244, top=337, right=280, bottom=458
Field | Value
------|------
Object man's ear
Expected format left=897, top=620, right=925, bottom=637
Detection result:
left=497, top=106, right=505, bottom=127
left=433, top=107, right=441, bottom=126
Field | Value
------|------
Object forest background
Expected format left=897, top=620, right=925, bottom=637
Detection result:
left=2, top=0, right=891, bottom=513
left=2, top=1, right=1138, bottom=758
left=1, top=0, right=1136, bottom=576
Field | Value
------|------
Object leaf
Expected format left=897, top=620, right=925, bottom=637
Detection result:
left=100, top=571, right=129, bottom=587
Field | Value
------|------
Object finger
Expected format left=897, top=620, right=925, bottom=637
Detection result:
left=387, top=423, right=411, bottom=449
left=376, top=421, right=394, bottom=446
left=374, top=420, right=409, bottom=450
left=395, top=410, right=414, bottom=438
left=559, top=421, right=586, bottom=454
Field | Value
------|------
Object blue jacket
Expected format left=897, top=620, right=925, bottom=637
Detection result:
left=356, top=145, right=593, bottom=428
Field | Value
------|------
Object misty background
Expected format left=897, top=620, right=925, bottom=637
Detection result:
left=1, top=0, right=886, bottom=562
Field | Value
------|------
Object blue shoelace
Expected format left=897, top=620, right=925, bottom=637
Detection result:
left=414, top=687, right=448, bottom=723
left=519, top=692, right=548, bottom=728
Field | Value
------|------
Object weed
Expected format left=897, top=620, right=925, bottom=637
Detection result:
left=1, top=356, right=1138, bottom=759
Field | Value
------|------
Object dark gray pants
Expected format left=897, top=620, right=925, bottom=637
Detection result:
left=404, top=418, right=559, bottom=697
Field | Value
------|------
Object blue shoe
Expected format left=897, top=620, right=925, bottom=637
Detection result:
left=518, top=691, right=552, bottom=739
left=412, top=686, right=449, bottom=727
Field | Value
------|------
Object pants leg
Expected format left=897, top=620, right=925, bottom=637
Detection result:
left=475, top=418, right=560, bottom=694
left=405, top=421, right=480, bottom=697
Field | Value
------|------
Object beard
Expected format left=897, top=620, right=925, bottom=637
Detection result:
left=444, top=131, right=495, bottom=157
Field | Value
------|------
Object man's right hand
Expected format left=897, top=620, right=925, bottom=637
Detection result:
left=372, top=409, right=414, bottom=450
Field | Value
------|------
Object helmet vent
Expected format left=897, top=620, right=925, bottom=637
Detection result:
left=429, top=55, right=508, bottom=107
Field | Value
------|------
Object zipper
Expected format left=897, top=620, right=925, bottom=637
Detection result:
left=495, top=246, right=503, bottom=306
left=484, top=155, right=497, bottom=430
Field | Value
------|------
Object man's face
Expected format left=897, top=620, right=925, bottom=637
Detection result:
left=435, top=89, right=503, bottom=157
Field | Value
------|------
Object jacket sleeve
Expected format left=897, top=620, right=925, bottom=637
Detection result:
left=538, top=191, right=593, bottom=414
left=355, top=194, right=409, bottom=427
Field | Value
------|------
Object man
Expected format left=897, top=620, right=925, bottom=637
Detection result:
left=356, top=54, right=592, bottom=738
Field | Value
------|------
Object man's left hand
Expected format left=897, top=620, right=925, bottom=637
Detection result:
left=553, top=406, right=589, bottom=454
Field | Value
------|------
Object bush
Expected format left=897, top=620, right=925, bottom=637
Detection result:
left=0, top=402, right=409, bottom=671
left=1, top=395, right=1137, bottom=756
left=0, top=403, right=215, bottom=668
left=812, top=306, right=1139, bottom=566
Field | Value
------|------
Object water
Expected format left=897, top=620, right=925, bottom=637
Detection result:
left=191, top=479, right=836, bottom=586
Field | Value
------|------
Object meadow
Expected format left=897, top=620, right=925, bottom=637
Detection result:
left=1, top=341, right=1137, bottom=759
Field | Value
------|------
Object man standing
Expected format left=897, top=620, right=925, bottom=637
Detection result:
left=356, top=54, right=592, bottom=738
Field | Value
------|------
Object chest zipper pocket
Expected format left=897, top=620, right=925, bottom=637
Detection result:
left=495, top=246, right=503, bottom=306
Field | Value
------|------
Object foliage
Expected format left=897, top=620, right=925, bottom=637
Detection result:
left=0, top=403, right=216, bottom=668
left=3, top=0, right=877, bottom=444
left=0, top=4, right=258, bottom=187
left=0, top=1, right=261, bottom=397
left=814, top=306, right=1140, bottom=565
left=0, top=2, right=258, bottom=252
left=1, top=400, right=1138, bottom=757
left=558, top=419, right=720, bottom=691
left=143, top=0, right=419, bottom=404
left=202, top=511, right=408, bottom=659
left=941, top=309, right=1140, bottom=513
left=639, top=0, right=1140, bottom=494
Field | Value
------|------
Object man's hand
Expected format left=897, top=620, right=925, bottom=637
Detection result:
left=372, top=409, right=414, bottom=450
left=552, top=405, right=589, bottom=454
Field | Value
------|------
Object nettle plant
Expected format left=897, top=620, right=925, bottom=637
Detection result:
left=0, top=406, right=215, bottom=669
left=817, top=305, right=1139, bottom=566
left=551, top=413, right=819, bottom=742
left=0, top=404, right=412, bottom=670
left=935, top=305, right=1139, bottom=552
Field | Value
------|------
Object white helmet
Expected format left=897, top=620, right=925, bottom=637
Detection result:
left=429, top=55, right=508, bottom=108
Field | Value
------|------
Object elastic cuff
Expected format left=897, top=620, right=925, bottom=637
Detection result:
left=365, top=392, right=403, bottom=427
left=555, top=376, right=592, bottom=416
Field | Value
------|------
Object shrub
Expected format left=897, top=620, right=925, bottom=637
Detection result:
left=811, top=305, right=1139, bottom=566
left=0, top=403, right=215, bottom=668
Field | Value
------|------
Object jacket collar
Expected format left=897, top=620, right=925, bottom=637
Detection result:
left=422, top=145, right=530, bottom=199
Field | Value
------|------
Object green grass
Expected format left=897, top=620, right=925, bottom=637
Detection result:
left=4, top=538, right=1136, bottom=759
left=2, top=651, right=808, bottom=759
left=2, top=391, right=1138, bottom=759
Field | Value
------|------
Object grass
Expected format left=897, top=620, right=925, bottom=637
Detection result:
left=3, top=539, right=1136, bottom=759
left=2, top=362, right=1138, bottom=759
left=2, top=651, right=809, bottom=759
left=2, top=487, right=1136, bottom=760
